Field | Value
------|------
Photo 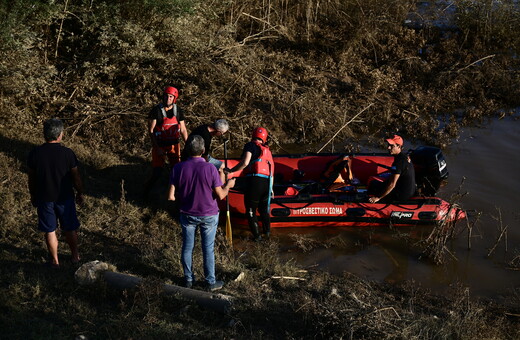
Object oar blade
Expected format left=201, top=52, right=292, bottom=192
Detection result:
left=225, top=211, right=233, bottom=244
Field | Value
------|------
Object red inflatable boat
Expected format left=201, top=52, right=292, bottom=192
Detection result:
left=220, top=146, right=466, bottom=228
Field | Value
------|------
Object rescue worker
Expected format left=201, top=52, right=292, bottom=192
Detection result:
left=225, top=127, right=274, bottom=241
left=368, top=135, right=416, bottom=203
left=144, top=86, right=188, bottom=195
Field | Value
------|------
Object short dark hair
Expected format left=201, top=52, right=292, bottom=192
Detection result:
left=43, top=118, right=64, bottom=142
left=186, top=135, right=205, bottom=156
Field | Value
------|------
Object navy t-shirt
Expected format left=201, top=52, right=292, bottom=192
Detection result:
left=27, top=143, right=78, bottom=202
left=391, top=152, right=416, bottom=200
left=241, top=141, right=261, bottom=160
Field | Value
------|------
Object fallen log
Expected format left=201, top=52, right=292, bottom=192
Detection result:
left=75, top=261, right=233, bottom=313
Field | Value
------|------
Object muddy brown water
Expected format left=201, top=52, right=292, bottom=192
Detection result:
left=233, top=115, right=520, bottom=301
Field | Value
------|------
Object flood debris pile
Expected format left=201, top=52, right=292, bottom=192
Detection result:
left=1, top=1, right=519, bottom=155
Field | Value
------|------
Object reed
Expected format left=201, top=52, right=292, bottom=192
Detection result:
left=418, top=179, right=467, bottom=264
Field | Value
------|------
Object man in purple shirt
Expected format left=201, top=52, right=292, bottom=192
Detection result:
left=168, top=135, right=235, bottom=291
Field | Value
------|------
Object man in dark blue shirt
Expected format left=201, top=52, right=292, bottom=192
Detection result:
left=369, top=135, right=416, bottom=203
left=28, top=118, right=84, bottom=268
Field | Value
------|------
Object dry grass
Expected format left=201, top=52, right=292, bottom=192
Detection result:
left=418, top=180, right=468, bottom=265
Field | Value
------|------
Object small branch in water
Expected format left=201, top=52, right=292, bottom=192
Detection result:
left=443, top=246, right=458, bottom=262
left=466, top=210, right=481, bottom=250
left=487, top=207, right=509, bottom=257
left=418, top=178, right=468, bottom=264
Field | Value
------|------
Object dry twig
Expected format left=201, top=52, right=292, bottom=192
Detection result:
left=317, top=103, right=373, bottom=153
left=271, top=276, right=306, bottom=281
left=55, top=0, right=70, bottom=58
left=487, top=207, right=508, bottom=257
left=457, top=54, right=496, bottom=73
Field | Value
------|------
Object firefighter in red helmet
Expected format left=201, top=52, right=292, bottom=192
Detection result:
left=144, top=86, right=188, bottom=196
left=225, top=127, right=274, bottom=241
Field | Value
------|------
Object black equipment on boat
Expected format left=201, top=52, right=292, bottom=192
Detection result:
left=410, top=146, right=448, bottom=196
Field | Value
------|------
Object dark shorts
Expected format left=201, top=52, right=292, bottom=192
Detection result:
left=37, top=199, right=80, bottom=233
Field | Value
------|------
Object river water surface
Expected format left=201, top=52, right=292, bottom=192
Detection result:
left=236, top=116, right=519, bottom=301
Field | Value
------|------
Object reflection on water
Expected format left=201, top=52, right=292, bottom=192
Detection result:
left=267, top=116, right=520, bottom=300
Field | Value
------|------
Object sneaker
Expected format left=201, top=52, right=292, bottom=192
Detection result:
left=207, top=280, right=224, bottom=291
left=184, top=280, right=193, bottom=289
left=70, top=258, right=81, bottom=268
left=45, top=262, right=60, bottom=269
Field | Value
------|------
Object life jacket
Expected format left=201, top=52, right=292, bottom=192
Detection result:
left=154, top=104, right=180, bottom=142
left=245, top=140, right=274, bottom=178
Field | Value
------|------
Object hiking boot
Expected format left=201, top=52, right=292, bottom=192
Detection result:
left=262, top=224, right=270, bottom=240
left=184, top=280, right=193, bottom=289
left=207, top=280, right=224, bottom=292
left=248, top=220, right=262, bottom=241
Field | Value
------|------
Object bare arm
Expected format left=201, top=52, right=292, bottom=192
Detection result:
left=167, top=184, right=175, bottom=201
left=213, top=178, right=236, bottom=200
left=346, top=157, right=354, bottom=181
left=228, top=151, right=252, bottom=173
left=219, top=164, right=226, bottom=184
left=148, top=119, right=160, bottom=148
left=369, top=174, right=399, bottom=203
left=70, top=166, right=84, bottom=205
left=179, top=120, right=188, bottom=142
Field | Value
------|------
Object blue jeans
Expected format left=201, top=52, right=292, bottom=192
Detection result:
left=179, top=213, right=219, bottom=285
left=207, top=155, right=223, bottom=170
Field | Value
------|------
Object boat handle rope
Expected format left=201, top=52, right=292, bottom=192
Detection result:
left=358, top=202, right=425, bottom=212
left=274, top=201, right=315, bottom=210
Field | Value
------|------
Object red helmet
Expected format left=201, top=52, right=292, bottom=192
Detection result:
left=252, top=127, right=268, bottom=143
left=164, top=86, right=178, bottom=103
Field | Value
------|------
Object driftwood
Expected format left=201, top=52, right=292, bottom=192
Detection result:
left=75, top=261, right=233, bottom=313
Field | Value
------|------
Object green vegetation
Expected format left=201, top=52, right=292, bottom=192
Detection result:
left=1, top=1, right=519, bottom=339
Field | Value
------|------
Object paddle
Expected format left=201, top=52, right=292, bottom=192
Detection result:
left=224, top=139, right=233, bottom=245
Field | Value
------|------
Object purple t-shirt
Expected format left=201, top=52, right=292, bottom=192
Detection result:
left=170, top=157, right=223, bottom=216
